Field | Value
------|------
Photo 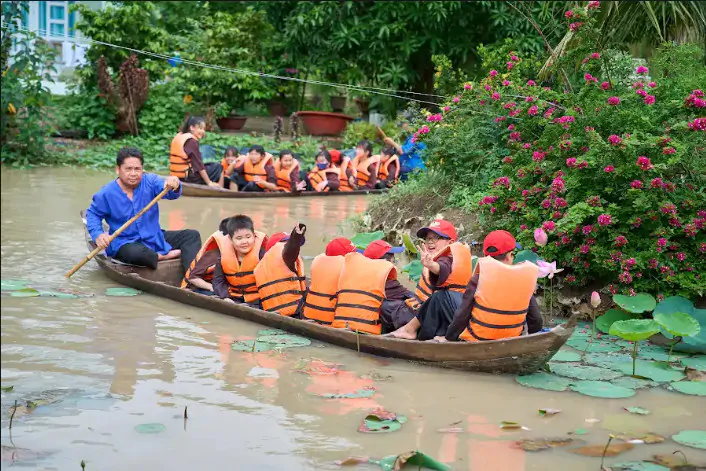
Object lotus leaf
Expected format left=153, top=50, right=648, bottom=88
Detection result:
left=566, top=337, right=624, bottom=353
left=551, top=350, right=582, bottom=362
left=611, top=360, right=685, bottom=382
left=550, top=363, right=622, bottom=381
left=38, top=291, right=80, bottom=299
left=610, top=319, right=660, bottom=341
left=681, top=356, right=706, bottom=371
left=569, top=442, right=634, bottom=457
left=351, top=231, right=385, bottom=249
left=596, top=309, right=638, bottom=334
left=515, top=437, right=574, bottom=451
left=1, top=279, right=29, bottom=291
left=669, top=381, right=706, bottom=396
left=105, top=287, right=142, bottom=296
left=654, top=312, right=701, bottom=338
left=571, top=428, right=589, bottom=435
left=570, top=380, right=635, bottom=398
left=359, top=410, right=407, bottom=434
left=610, top=377, right=658, bottom=389
left=375, top=451, right=451, bottom=471
left=515, top=372, right=572, bottom=391
left=624, top=407, right=650, bottom=415
left=500, top=421, right=522, bottom=430
left=513, top=249, right=540, bottom=265
left=402, top=233, right=417, bottom=254
left=10, top=288, right=40, bottom=297
left=134, top=423, right=166, bottom=434
left=232, top=333, right=311, bottom=352
left=653, top=296, right=694, bottom=317
left=320, top=387, right=376, bottom=399
left=538, top=408, right=561, bottom=416
left=613, top=293, right=656, bottom=314
left=670, top=309, right=706, bottom=354
left=610, top=462, right=669, bottom=471
left=671, top=430, right=706, bottom=450
left=402, top=260, right=423, bottom=283
left=584, top=352, right=633, bottom=368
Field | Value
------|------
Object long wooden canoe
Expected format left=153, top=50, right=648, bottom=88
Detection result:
left=81, top=212, right=577, bottom=374
left=181, top=182, right=387, bottom=198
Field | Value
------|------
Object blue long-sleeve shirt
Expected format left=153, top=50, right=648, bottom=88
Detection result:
left=86, top=173, right=181, bottom=257
left=399, top=136, right=427, bottom=172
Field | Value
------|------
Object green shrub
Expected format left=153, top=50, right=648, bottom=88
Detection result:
left=138, top=83, right=191, bottom=136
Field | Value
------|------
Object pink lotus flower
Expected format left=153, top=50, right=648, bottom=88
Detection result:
left=600, top=81, right=610, bottom=90
left=590, top=291, right=601, bottom=308
left=597, top=214, right=613, bottom=226
left=607, top=96, right=621, bottom=105
left=604, top=165, right=615, bottom=173
left=644, top=95, right=655, bottom=105
left=537, top=260, right=564, bottom=279
left=489, top=70, right=498, bottom=77
left=534, top=228, right=548, bottom=247
left=630, top=180, right=643, bottom=189
left=636, top=65, right=649, bottom=74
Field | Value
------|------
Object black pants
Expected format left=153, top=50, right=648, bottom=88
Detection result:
left=239, top=181, right=266, bottom=192
left=115, top=229, right=202, bottom=271
left=380, top=299, right=416, bottom=333
left=184, top=162, right=222, bottom=185
left=415, top=290, right=463, bottom=340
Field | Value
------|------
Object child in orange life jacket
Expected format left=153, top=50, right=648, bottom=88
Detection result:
left=233, top=145, right=278, bottom=192
left=353, top=140, right=379, bottom=190
left=254, top=223, right=307, bottom=317
left=438, top=230, right=543, bottom=343
left=307, top=150, right=342, bottom=192
left=375, top=146, right=400, bottom=189
left=361, top=240, right=417, bottom=333
left=329, top=149, right=357, bottom=191
left=181, top=217, right=232, bottom=295
left=274, top=149, right=307, bottom=192
left=221, top=146, right=245, bottom=191
left=386, top=219, right=472, bottom=340
left=211, top=214, right=268, bottom=307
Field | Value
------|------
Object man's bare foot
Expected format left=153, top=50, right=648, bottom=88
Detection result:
left=384, top=329, right=417, bottom=340
left=159, top=249, right=181, bottom=261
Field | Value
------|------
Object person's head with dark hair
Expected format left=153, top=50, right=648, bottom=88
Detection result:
left=355, top=140, right=373, bottom=160
left=225, top=214, right=257, bottom=257
left=218, top=217, right=231, bottom=234
left=315, top=150, right=331, bottom=170
left=223, top=146, right=239, bottom=165
left=248, top=145, right=266, bottom=165
left=483, top=230, right=520, bottom=264
left=381, top=146, right=397, bottom=162
left=115, top=147, right=144, bottom=189
left=279, top=149, right=295, bottom=169
left=182, top=116, right=206, bottom=140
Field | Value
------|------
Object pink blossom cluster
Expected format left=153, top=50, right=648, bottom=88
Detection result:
left=557, top=115, right=575, bottom=124
left=479, top=195, right=498, bottom=206
left=651, top=177, right=663, bottom=188
left=687, top=118, right=706, bottom=131
left=636, top=156, right=653, bottom=170
left=644, top=95, right=655, bottom=105
left=542, top=221, right=556, bottom=232
left=608, top=134, right=622, bottom=146
left=614, top=235, right=628, bottom=247
left=597, top=214, right=613, bottom=226
left=551, top=176, right=566, bottom=192
left=464, top=83, right=471, bottom=90
left=661, top=203, right=677, bottom=215
left=453, top=96, right=460, bottom=103
left=526, top=80, right=536, bottom=87
left=685, top=90, right=706, bottom=108
left=601, top=81, right=610, bottom=90
left=630, top=180, right=643, bottom=189
left=588, top=1, right=600, bottom=9
left=489, top=70, right=498, bottom=77
left=502, top=156, right=513, bottom=164
left=584, top=73, right=598, bottom=83
left=586, top=196, right=601, bottom=207
left=532, top=151, right=546, bottom=162
left=604, top=165, right=615, bottom=173
left=570, top=22, right=583, bottom=32
left=492, top=176, right=511, bottom=189
left=636, top=66, right=649, bottom=74
left=663, top=146, right=676, bottom=155
left=543, top=107, right=556, bottom=119
left=607, top=96, right=621, bottom=106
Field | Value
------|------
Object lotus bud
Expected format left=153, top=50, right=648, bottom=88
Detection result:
left=534, top=228, right=548, bottom=247
left=590, top=291, right=601, bottom=308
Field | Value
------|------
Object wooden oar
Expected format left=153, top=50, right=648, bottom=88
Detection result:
left=376, top=125, right=388, bottom=141
left=65, top=187, right=170, bottom=278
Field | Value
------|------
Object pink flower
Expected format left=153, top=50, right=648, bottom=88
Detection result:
left=651, top=177, right=664, bottom=188
left=608, top=134, right=622, bottom=146
left=585, top=126, right=594, bottom=132
left=694, top=89, right=705, bottom=97
left=491, top=92, right=501, bottom=101
left=443, top=106, right=450, bottom=112
left=688, top=118, right=706, bottom=131
left=619, top=271, right=633, bottom=284
left=507, top=62, right=514, bottom=70
left=663, top=147, right=676, bottom=155
left=526, top=80, right=536, bottom=86
left=648, top=81, right=657, bottom=88
left=604, top=165, right=615, bottom=173
left=493, top=176, right=511, bottom=189
left=588, top=1, right=600, bottom=9
left=484, top=84, right=492, bottom=91
left=636, top=65, right=649, bottom=74
left=566, top=157, right=577, bottom=168
left=522, top=143, right=531, bottom=149
left=657, top=237, right=667, bottom=248
left=520, top=224, right=528, bottom=231
left=510, top=131, right=521, bottom=140
left=464, top=83, right=471, bottom=90
left=565, top=10, right=574, bottom=18
left=528, top=105, right=538, bottom=116
left=597, top=214, right=613, bottom=226
left=644, top=95, right=655, bottom=105
left=510, top=55, right=519, bottom=62
left=507, top=124, right=515, bottom=131
left=607, top=96, right=621, bottom=106
left=636, top=89, right=648, bottom=97
left=420, top=125, right=430, bottom=134
left=453, top=96, right=460, bottom=103
left=533, top=151, right=546, bottom=162
left=676, top=252, right=686, bottom=262
left=536, top=260, right=564, bottom=279
left=502, top=79, right=511, bottom=87
left=489, top=70, right=498, bottom=77
left=551, top=177, right=565, bottom=192
left=615, top=235, right=628, bottom=247
left=542, top=221, right=556, bottom=232
left=584, top=73, right=597, bottom=83
left=577, top=160, right=588, bottom=169
left=630, top=180, right=643, bottom=189
left=600, top=81, right=610, bottom=90
left=636, top=156, right=652, bottom=170
left=580, top=244, right=591, bottom=254
left=479, top=100, right=486, bottom=106
left=502, top=156, right=513, bottom=164
left=591, top=52, right=600, bottom=59
left=570, top=22, right=583, bottom=32
left=534, top=228, right=548, bottom=247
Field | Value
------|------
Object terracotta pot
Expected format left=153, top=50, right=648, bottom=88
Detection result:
left=296, top=111, right=354, bottom=136
left=330, top=95, right=347, bottom=111
left=267, top=101, right=287, bottom=116
left=216, top=116, right=247, bottom=131
left=354, top=98, right=370, bottom=115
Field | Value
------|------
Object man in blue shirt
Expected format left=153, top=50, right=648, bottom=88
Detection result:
left=383, top=123, right=426, bottom=182
left=86, top=147, right=202, bottom=270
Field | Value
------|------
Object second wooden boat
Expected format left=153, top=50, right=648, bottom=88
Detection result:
left=181, top=182, right=387, bottom=198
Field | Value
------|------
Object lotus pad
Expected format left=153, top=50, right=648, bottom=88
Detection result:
left=584, top=352, right=633, bottom=368
left=135, top=423, right=166, bottom=434
left=624, top=407, right=650, bottom=415
left=402, top=260, right=423, bottom=283
left=514, top=250, right=540, bottom=265
left=350, top=231, right=385, bottom=249
left=673, top=308, right=706, bottom=353
left=10, top=288, right=40, bottom=297
left=610, top=462, right=669, bottom=471
left=610, top=319, right=661, bottom=341
left=550, top=350, right=582, bottom=362
left=669, top=381, right=706, bottom=396
left=653, top=296, right=694, bottom=317
left=566, top=337, right=624, bottom=353
left=105, top=287, right=142, bottom=296
left=320, top=387, right=376, bottom=399
left=613, top=294, right=656, bottom=314
left=671, top=430, right=706, bottom=450
left=402, top=233, right=418, bottom=254
left=231, top=333, right=311, bottom=352
left=550, top=363, right=622, bottom=381
left=596, top=309, right=637, bottom=334
left=515, top=372, right=572, bottom=391
left=375, top=451, right=451, bottom=471
left=1, top=279, right=29, bottom=291
left=610, top=377, right=658, bottom=389
left=681, top=356, right=706, bottom=371
left=610, top=360, right=685, bottom=382
left=38, top=290, right=80, bottom=299
left=654, top=312, right=701, bottom=338
left=570, top=380, right=635, bottom=398
left=359, top=411, right=407, bottom=434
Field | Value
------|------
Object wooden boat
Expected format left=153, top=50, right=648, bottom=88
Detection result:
left=181, top=182, right=387, bottom=198
left=81, top=212, right=578, bottom=374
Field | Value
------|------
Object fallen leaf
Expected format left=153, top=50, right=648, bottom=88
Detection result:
left=624, top=407, right=651, bottom=415
left=685, top=367, right=705, bottom=382
left=571, top=428, right=590, bottom=435
left=539, top=408, right=561, bottom=416
left=570, top=443, right=635, bottom=457
left=320, top=387, right=376, bottom=399
left=335, top=456, right=370, bottom=466
left=586, top=418, right=601, bottom=423
left=614, top=433, right=665, bottom=444
left=358, top=409, right=407, bottom=434
left=375, top=451, right=451, bottom=471
left=1, top=386, right=13, bottom=392
left=437, top=427, right=464, bottom=433
left=515, top=437, right=575, bottom=452
left=500, top=421, right=522, bottom=430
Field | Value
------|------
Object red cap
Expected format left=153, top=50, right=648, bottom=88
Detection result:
left=483, top=230, right=517, bottom=256
left=363, top=240, right=405, bottom=259
left=266, top=232, right=289, bottom=252
left=325, top=237, right=356, bottom=257
left=416, top=219, right=457, bottom=241
left=329, top=149, right=341, bottom=164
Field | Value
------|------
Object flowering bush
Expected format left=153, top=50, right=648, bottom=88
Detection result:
left=417, top=6, right=706, bottom=298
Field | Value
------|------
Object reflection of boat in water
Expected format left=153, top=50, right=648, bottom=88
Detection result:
left=181, top=182, right=387, bottom=198
left=81, top=211, right=578, bottom=374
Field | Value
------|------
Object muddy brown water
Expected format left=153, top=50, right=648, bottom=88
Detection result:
left=1, top=168, right=704, bottom=470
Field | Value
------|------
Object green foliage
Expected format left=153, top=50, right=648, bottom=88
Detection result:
left=341, top=121, right=401, bottom=150
left=614, top=294, right=657, bottom=314
left=609, top=319, right=661, bottom=341
left=432, top=54, right=468, bottom=98
left=1, top=1, right=57, bottom=165
left=138, top=83, right=191, bottom=136
left=63, top=92, right=116, bottom=140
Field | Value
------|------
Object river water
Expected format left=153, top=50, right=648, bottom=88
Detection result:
left=1, top=168, right=704, bottom=470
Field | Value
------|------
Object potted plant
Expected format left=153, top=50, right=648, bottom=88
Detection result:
left=296, top=111, right=354, bottom=136
left=330, top=94, right=347, bottom=112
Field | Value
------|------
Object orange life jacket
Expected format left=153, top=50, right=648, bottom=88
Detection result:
left=331, top=252, right=396, bottom=335
left=302, top=254, right=346, bottom=324
left=180, top=231, right=220, bottom=289
left=355, top=155, right=381, bottom=187
left=221, top=231, right=266, bottom=302
left=336, top=157, right=356, bottom=192
left=243, top=155, right=273, bottom=189
left=459, top=258, right=538, bottom=342
left=410, top=243, right=473, bottom=305
left=308, top=166, right=340, bottom=192
left=169, top=132, right=195, bottom=179
left=254, top=242, right=306, bottom=316
left=273, top=158, right=300, bottom=192
left=222, top=155, right=246, bottom=174
left=378, top=155, right=400, bottom=183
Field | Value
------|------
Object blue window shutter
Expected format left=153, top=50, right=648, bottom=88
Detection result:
left=21, top=1, right=29, bottom=27
left=38, top=1, right=47, bottom=35
left=69, top=1, right=75, bottom=33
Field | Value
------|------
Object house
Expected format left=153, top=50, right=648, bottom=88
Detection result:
left=9, top=1, right=105, bottom=94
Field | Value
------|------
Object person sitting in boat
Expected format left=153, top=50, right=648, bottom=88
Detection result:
left=233, top=145, right=278, bottom=192
left=383, top=122, right=427, bottom=182
left=254, top=224, right=307, bottom=317
left=352, top=140, right=380, bottom=190
left=330, top=241, right=400, bottom=335
left=386, top=220, right=473, bottom=340
left=439, top=230, right=542, bottom=342
left=360, top=240, right=418, bottom=333
left=274, top=150, right=307, bottom=193
left=87, top=147, right=202, bottom=271
left=180, top=217, right=232, bottom=295
left=210, top=214, right=268, bottom=306
left=308, top=150, right=341, bottom=192
left=302, top=237, right=357, bottom=324
left=170, top=116, right=224, bottom=188
left=221, top=146, right=246, bottom=191
left=376, top=146, right=400, bottom=189
left=330, top=149, right=357, bottom=191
